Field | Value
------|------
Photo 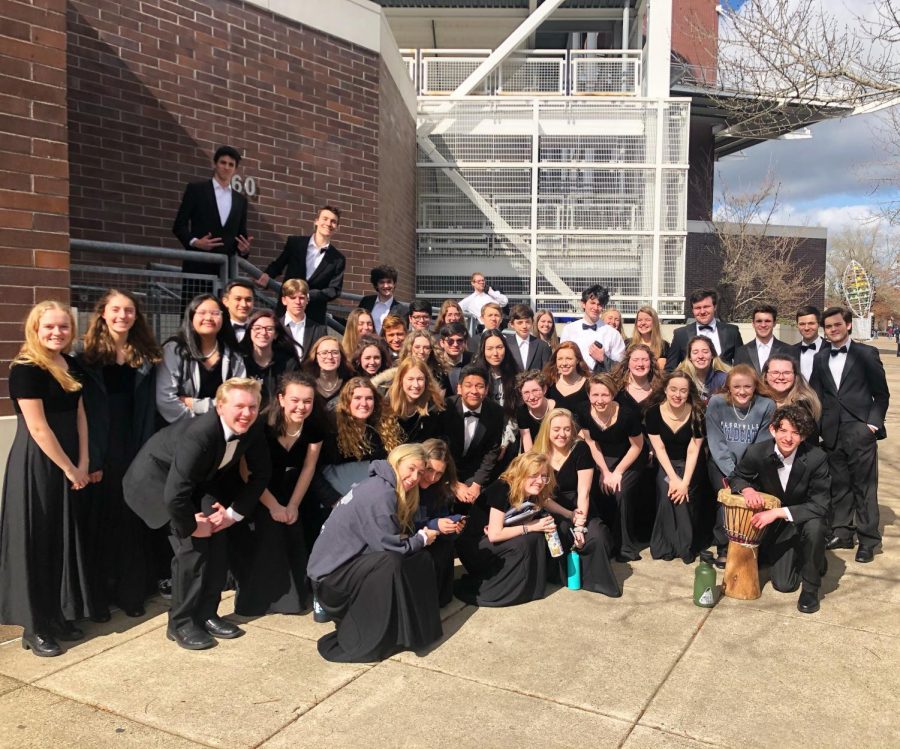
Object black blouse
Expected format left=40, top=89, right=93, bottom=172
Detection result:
left=552, top=440, right=593, bottom=511
left=9, top=357, right=82, bottom=414
left=516, top=403, right=547, bottom=443
left=577, top=402, right=642, bottom=461
left=644, top=405, right=704, bottom=462
left=265, top=420, right=325, bottom=504
left=197, top=362, right=223, bottom=399
left=547, top=381, right=589, bottom=413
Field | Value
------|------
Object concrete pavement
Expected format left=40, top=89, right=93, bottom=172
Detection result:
left=1, top=342, right=898, bottom=748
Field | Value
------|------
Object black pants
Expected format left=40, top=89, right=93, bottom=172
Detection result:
left=826, top=422, right=881, bottom=550
left=761, top=517, right=827, bottom=594
left=707, top=463, right=729, bottom=556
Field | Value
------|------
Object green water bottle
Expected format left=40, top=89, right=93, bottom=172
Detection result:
left=693, top=556, right=717, bottom=608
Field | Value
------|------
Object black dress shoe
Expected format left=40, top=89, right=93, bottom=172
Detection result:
left=157, top=578, right=173, bottom=600
left=122, top=605, right=146, bottom=618
left=825, top=536, right=854, bottom=550
left=713, top=554, right=727, bottom=570
left=797, top=591, right=820, bottom=614
left=90, top=610, right=111, bottom=623
left=51, top=622, right=84, bottom=641
left=203, top=616, right=244, bottom=639
left=22, top=633, right=62, bottom=657
left=855, top=547, right=875, bottom=563
left=166, top=625, right=216, bottom=650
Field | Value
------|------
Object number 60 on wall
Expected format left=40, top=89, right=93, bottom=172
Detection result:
left=230, top=175, right=257, bottom=197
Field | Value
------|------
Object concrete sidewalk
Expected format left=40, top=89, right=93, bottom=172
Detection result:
left=1, top=344, right=898, bottom=748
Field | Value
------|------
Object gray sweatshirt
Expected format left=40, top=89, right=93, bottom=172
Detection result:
left=705, top=394, right=775, bottom=477
left=307, top=460, right=426, bottom=581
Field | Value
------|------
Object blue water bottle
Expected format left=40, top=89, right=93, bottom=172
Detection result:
left=566, top=549, right=582, bottom=590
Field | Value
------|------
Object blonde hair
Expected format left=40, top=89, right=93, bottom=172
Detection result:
left=629, top=305, right=665, bottom=360
left=336, top=376, right=403, bottom=460
left=12, top=301, right=81, bottom=392
left=342, top=308, right=375, bottom=358
left=215, top=377, right=262, bottom=405
left=603, top=308, right=624, bottom=340
left=532, top=407, right=580, bottom=457
left=532, top=309, right=560, bottom=347
left=387, top=443, right=427, bottom=531
left=500, top=452, right=556, bottom=509
left=281, top=278, right=309, bottom=297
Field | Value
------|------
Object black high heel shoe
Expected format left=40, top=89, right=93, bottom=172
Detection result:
left=22, top=633, right=62, bottom=657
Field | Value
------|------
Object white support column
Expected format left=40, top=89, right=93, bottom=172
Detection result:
left=650, top=99, right=666, bottom=310
left=452, top=0, right=566, bottom=97
left=645, top=0, right=672, bottom=99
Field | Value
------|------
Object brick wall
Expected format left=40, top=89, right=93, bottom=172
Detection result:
left=0, top=0, right=71, bottom=414
left=672, top=0, right=717, bottom=81
left=67, top=0, right=413, bottom=300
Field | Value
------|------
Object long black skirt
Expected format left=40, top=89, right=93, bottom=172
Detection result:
left=455, top=530, right=548, bottom=607
left=0, top=412, right=90, bottom=633
left=426, top=534, right=457, bottom=608
left=313, top=551, right=442, bottom=663
left=650, top=460, right=695, bottom=563
left=597, top=458, right=645, bottom=561
left=550, top=515, right=621, bottom=597
left=235, top=506, right=309, bottom=616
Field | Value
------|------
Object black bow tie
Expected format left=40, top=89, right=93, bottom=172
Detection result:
left=463, top=410, right=481, bottom=419
left=233, top=323, right=247, bottom=331
left=769, top=452, right=784, bottom=468
left=698, top=324, right=714, bottom=332
left=800, top=342, right=817, bottom=352
left=582, top=323, right=597, bottom=331
left=226, top=434, right=240, bottom=443
left=830, top=346, right=848, bottom=357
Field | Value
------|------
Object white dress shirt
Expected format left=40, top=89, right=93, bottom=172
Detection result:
left=695, top=320, right=722, bottom=360
left=219, top=418, right=244, bottom=521
left=284, top=313, right=307, bottom=358
left=371, top=296, right=394, bottom=333
left=515, top=334, right=530, bottom=368
left=755, top=338, right=774, bottom=369
left=828, top=338, right=851, bottom=389
left=305, top=236, right=329, bottom=279
left=189, top=180, right=232, bottom=246
left=231, top=322, right=248, bottom=343
left=798, top=336, right=823, bottom=381
left=775, top=445, right=796, bottom=522
left=459, top=289, right=509, bottom=318
left=560, top=318, right=625, bottom=368
left=463, top=405, right=482, bottom=453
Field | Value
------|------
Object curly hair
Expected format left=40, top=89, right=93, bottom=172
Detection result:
left=645, top=370, right=706, bottom=434
left=336, top=376, right=403, bottom=460
left=349, top=334, right=391, bottom=376
left=611, top=343, right=661, bottom=393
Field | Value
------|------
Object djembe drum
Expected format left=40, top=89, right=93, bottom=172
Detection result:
left=717, top=489, right=782, bottom=600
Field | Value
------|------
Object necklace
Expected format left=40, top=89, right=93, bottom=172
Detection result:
left=594, top=405, right=615, bottom=430
left=198, top=343, right=218, bottom=361
left=732, top=401, right=751, bottom=421
left=318, top=377, right=341, bottom=397
left=285, top=424, right=303, bottom=438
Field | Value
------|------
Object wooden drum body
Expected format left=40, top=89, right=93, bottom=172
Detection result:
left=717, top=489, right=782, bottom=600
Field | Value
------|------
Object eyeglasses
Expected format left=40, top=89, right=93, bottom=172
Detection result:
left=251, top=326, right=276, bottom=334
left=444, top=337, right=465, bottom=346
left=410, top=314, right=431, bottom=322
left=195, top=311, right=222, bottom=318
left=317, top=350, right=341, bottom=358
left=767, top=371, right=793, bottom=380
left=528, top=474, right=551, bottom=484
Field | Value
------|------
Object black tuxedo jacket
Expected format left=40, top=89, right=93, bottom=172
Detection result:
left=505, top=332, right=552, bottom=373
left=264, top=236, right=345, bottom=323
left=359, top=294, right=407, bottom=320
left=172, top=180, right=249, bottom=273
left=732, top=337, right=796, bottom=374
left=729, top=441, right=831, bottom=525
left=440, top=395, right=504, bottom=487
left=809, top=341, right=889, bottom=449
left=123, top=411, right=270, bottom=538
left=666, top=319, right=743, bottom=370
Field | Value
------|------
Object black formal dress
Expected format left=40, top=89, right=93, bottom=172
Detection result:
left=547, top=381, right=589, bottom=413
left=78, top=358, right=159, bottom=617
left=235, top=421, right=324, bottom=616
left=123, top=412, right=270, bottom=633
left=414, top=484, right=458, bottom=608
left=729, top=441, right=831, bottom=594
left=395, top=406, right=442, bottom=444
left=645, top=405, right=704, bottom=563
left=810, top=341, right=889, bottom=551
left=307, top=461, right=442, bottom=662
left=547, top=441, right=620, bottom=597
left=0, top=360, right=91, bottom=634
left=242, top=348, right=299, bottom=408
left=516, top=403, right=548, bottom=448
left=577, top=403, right=645, bottom=561
left=455, top=480, right=549, bottom=607
left=265, top=237, right=346, bottom=324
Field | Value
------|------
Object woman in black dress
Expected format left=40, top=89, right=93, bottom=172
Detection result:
left=0, top=302, right=91, bottom=657
left=241, top=309, right=299, bottom=407
left=611, top=343, right=660, bottom=415
left=78, top=289, right=162, bottom=621
left=543, top=341, right=591, bottom=413
left=577, top=374, right=645, bottom=562
left=533, top=409, right=620, bottom=597
left=384, top=357, right=445, bottom=443
left=341, top=308, right=375, bottom=359
left=302, top=335, right=352, bottom=413
left=629, top=305, right=670, bottom=372
left=415, top=438, right=464, bottom=607
left=516, top=369, right=555, bottom=453
left=307, top=444, right=442, bottom=662
left=644, top=372, right=705, bottom=564
left=236, top=371, right=323, bottom=616
left=455, top=452, right=558, bottom=607
left=156, top=294, right=245, bottom=424
left=349, top=335, right=391, bottom=378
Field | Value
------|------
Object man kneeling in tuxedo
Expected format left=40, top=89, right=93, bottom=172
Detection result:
left=729, top=404, right=830, bottom=614
left=125, top=378, right=270, bottom=649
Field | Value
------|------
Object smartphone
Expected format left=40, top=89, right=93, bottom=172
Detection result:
left=594, top=341, right=604, bottom=349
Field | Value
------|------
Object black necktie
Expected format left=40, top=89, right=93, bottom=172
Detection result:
left=800, top=342, right=817, bottom=353
left=463, top=410, right=480, bottom=419
left=830, top=346, right=848, bottom=357
left=582, top=323, right=597, bottom=331
left=769, top=452, right=784, bottom=468
left=698, top=325, right=714, bottom=332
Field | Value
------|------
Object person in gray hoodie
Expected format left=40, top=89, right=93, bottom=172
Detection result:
left=307, top=444, right=442, bottom=663
left=704, top=364, right=776, bottom=567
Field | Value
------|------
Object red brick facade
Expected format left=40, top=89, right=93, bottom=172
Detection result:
left=0, top=0, right=71, bottom=412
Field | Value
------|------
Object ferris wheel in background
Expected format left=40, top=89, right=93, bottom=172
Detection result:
left=841, top=260, right=874, bottom=339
